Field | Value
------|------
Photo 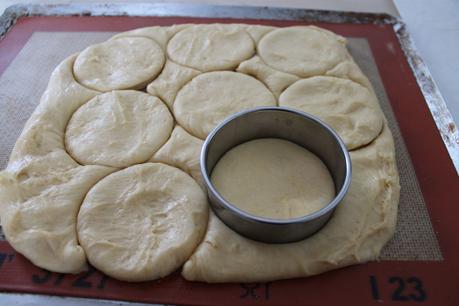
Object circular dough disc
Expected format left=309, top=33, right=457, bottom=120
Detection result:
left=173, top=71, right=276, bottom=139
left=65, top=90, right=173, bottom=168
left=77, top=163, right=208, bottom=282
left=211, top=138, right=335, bottom=219
left=258, top=26, right=348, bottom=77
left=167, top=24, right=255, bottom=71
left=74, top=37, right=165, bottom=91
left=279, top=76, right=383, bottom=150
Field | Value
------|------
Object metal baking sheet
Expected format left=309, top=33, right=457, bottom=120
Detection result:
left=0, top=3, right=458, bottom=306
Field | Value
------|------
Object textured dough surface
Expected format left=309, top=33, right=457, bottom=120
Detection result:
left=211, top=138, right=335, bottom=219
left=9, top=54, right=100, bottom=163
left=0, top=158, right=113, bottom=273
left=0, top=55, right=115, bottom=273
left=111, top=24, right=188, bottom=50
left=65, top=90, right=173, bottom=168
left=77, top=163, right=208, bottom=282
left=151, top=126, right=204, bottom=188
left=258, top=26, right=348, bottom=77
left=325, top=60, right=374, bottom=91
left=174, top=71, right=276, bottom=139
left=74, top=37, right=165, bottom=91
left=0, top=24, right=399, bottom=282
left=182, top=124, right=400, bottom=282
left=237, top=56, right=300, bottom=98
left=167, top=24, right=255, bottom=71
left=146, top=60, right=201, bottom=108
left=279, top=76, right=383, bottom=149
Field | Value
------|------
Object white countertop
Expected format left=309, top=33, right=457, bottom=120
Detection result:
left=395, top=0, right=459, bottom=125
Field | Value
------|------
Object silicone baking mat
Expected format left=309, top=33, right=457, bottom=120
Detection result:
left=0, top=11, right=458, bottom=306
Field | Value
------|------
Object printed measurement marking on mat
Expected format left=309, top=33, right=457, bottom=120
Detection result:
left=239, top=283, right=271, bottom=300
left=369, top=275, right=427, bottom=302
left=31, top=266, right=109, bottom=289
left=0, top=252, right=15, bottom=269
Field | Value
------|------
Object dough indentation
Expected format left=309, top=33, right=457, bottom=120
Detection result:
left=77, top=163, right=208, bottom=282
left=74, top=37, right=165, bottom=91
left=65, top=90, right=174, bottom=168
left=211, top=138, right=335, bottom=219
left=173, top=71, right=276, bottom=139
left=279, top=76, right=383, bottom=150
left=167, top=24, right=255, bottom=71
left=258, top=26, right=348, bottom=77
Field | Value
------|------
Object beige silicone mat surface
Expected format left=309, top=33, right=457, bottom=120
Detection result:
left=0, top=31, right=443, bottom=261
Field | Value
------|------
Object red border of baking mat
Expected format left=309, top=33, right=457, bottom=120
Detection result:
left=0, top=16, right=458, bottom=306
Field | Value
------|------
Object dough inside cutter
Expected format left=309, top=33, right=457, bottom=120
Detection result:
left=210, top=138, right=335, bottom=219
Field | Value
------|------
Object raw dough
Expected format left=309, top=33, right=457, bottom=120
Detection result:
left=279, top=76, right=383, bottom=150
left=0, top=24, right=399, bottom=282
left=326, top=60, right=374, bottom=91
left=74, top=37, right=165, bottom=91
left=0, top=55, right=114, bottom=273
left=182, top=124, right=400, bottom=282
left=242, top=25, right=276, bottom=43
left=237, top=56, right=300, bottom=98
left=151, top=125, right=204, bottom=188
left=146, top=60, right=201, bottom=108
left=0, top=157, right=113, bottom=273
left=9, top=54, right=100, bottom=163
left=167, top=24, right=255, bottom=71
left=258, top=26, right=348, bottom=77
left=65, top=90, right=173, bottom=168
left=211, top=138, right=335, bottom=219
left=111, top=24, right=189, bottom=50
left=173, top=71, right=276, bottom=139
left=77, top=163, right=208, bottom=282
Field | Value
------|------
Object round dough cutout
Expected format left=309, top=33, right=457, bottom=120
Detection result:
left=258, top=26, right=348, bottom=77
left=65, top=90, right=173, bottom=168
left=77, top=163, right=208, bottom=282
left=167, top=24, right=255, bottom=71
left=279, top=76, right=383, bottom=150
left=211, top=138, right=335, bottom=219
left=173, top=71, right=276, bottom=139
left=74, top=37, right=165, bottom=91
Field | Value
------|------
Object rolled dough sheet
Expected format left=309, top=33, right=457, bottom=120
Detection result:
left=0, top=24, right=400, bottom=283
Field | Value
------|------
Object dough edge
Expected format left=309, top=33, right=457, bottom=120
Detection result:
left=181, top=123, right=400, bottom=283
